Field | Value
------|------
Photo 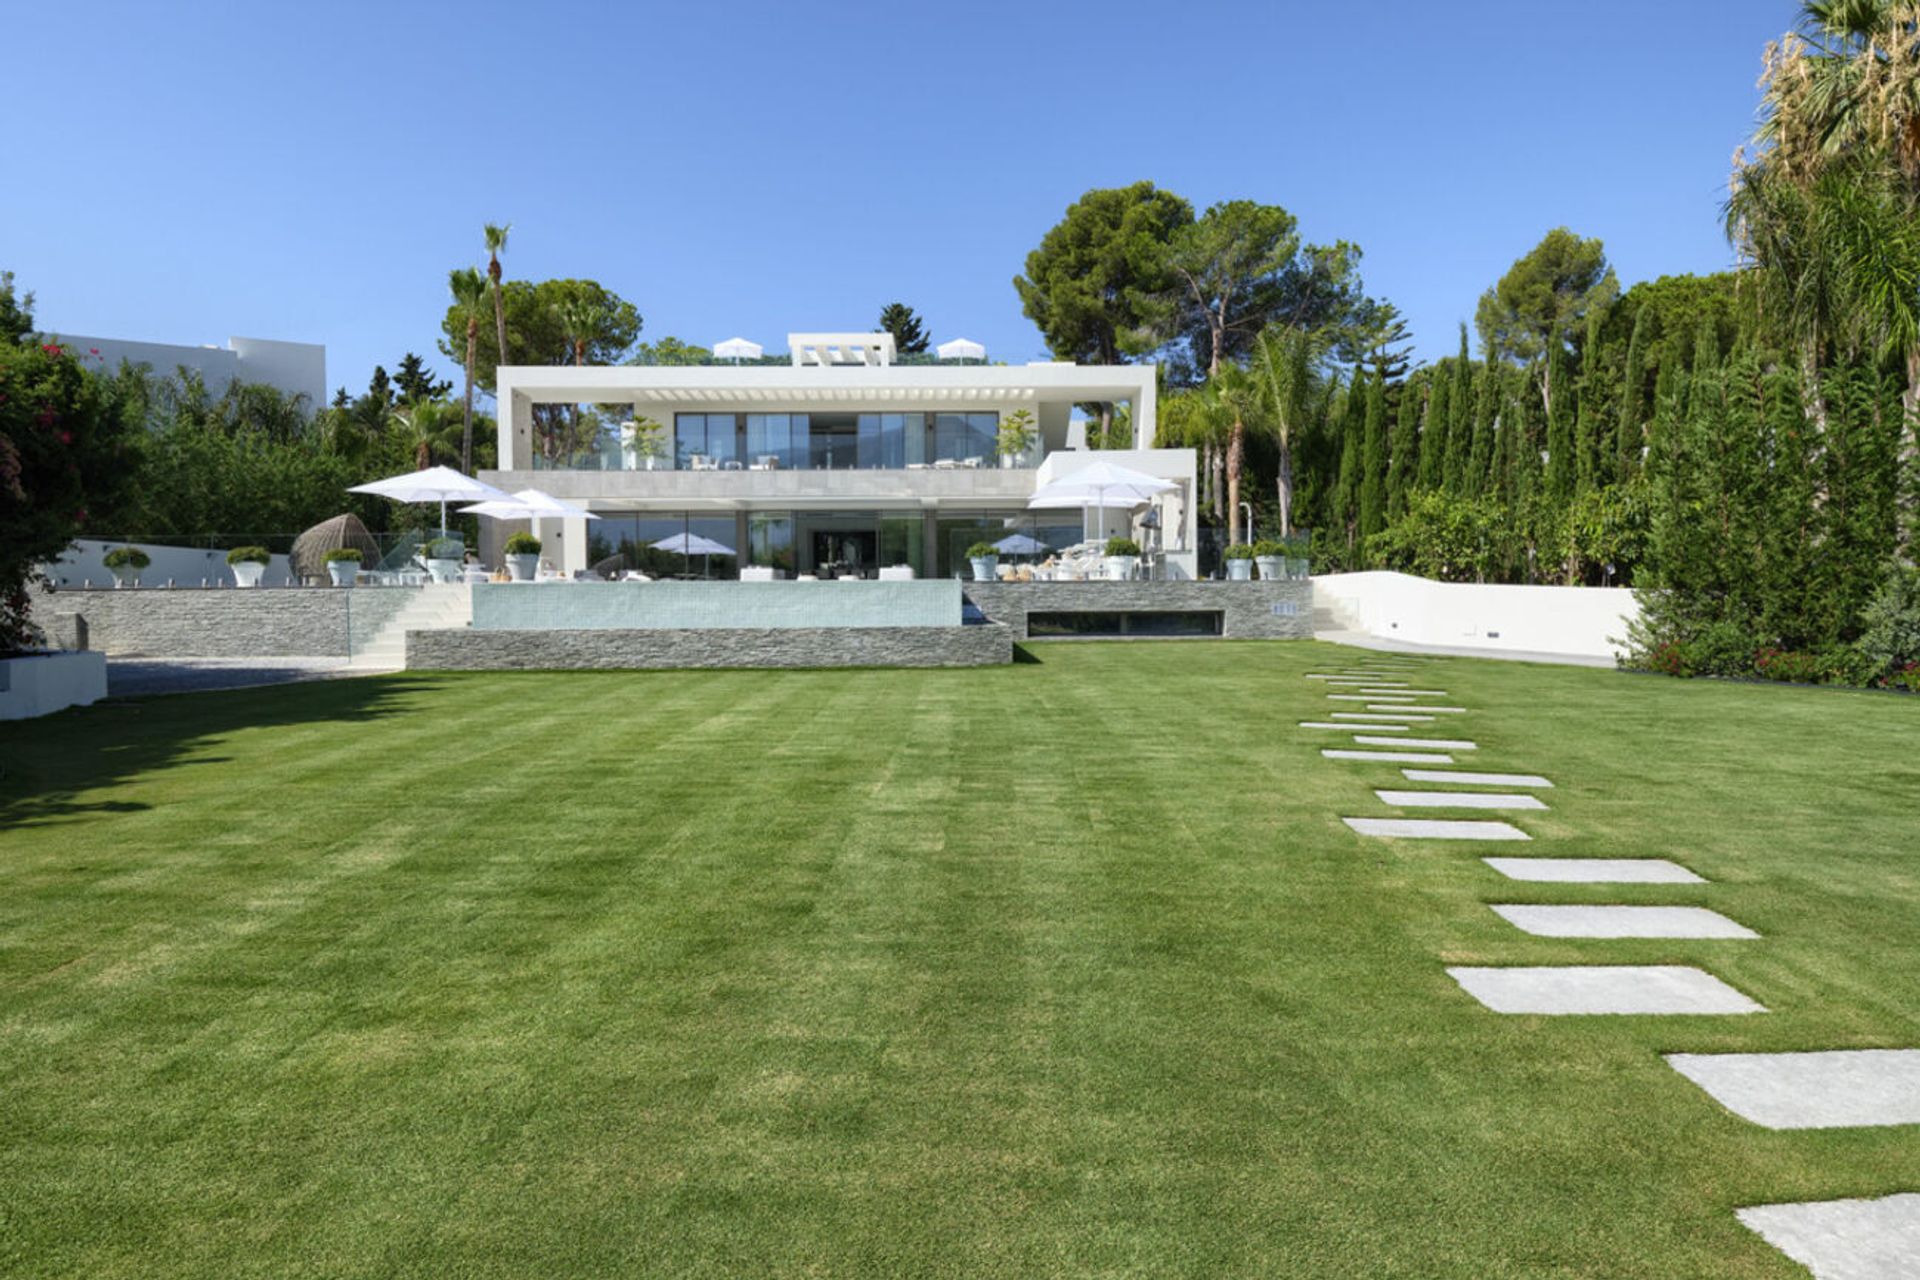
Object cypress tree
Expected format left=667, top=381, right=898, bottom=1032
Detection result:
left=1574, top=308, right=1607, bottom=493
left=1544, top=342, right=1575, bottom=503
left=1388, top=373, right=1423, bottom=520
left=1470, top=357, right=1499, bottom=495
left=1445, top=324, right=1472, bottom=492
left=1359, top=369, right=1389, bottom=543
left=1616, top=306, right=1651, bottom=480
left=1419, top=370, right=1449, bottom=492
left=1333, top=380, right=1362, bottom=552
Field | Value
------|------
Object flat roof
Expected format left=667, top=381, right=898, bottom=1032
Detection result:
left=496, top=362, right=1155, bottom=405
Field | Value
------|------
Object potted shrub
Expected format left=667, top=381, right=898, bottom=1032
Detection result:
left=324, top=547, right=362, bottom=587
left=997, top=408, right=1036, bottom=468
left=1252, top=539, right=1287, bottom=581
left=425, top=537, right=463, bottom=583
left=966, top=541, right=1000, bottom=582
left=102, top=546, right=149, bottom=588
left=226, top=545, right=270, bottom=587
left=503, top=532, right=541, bottom=581
left=632, top=416, right=667, bottom=471
left=1104, top=536, right=1142, bottom=581
left=1224, top=543, right=1255, bottom=581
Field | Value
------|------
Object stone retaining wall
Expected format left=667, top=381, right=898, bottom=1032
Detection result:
left=31, top=587, right=414, bottom=658
left=964, top=580, right=1312, bottom=640
left=407, top=624, right=1012, bottom=671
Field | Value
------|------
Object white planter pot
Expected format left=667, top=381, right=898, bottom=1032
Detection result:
left=970, top=556, right=999, bottom=582
left=1226, top=558, right=1253, bottom=581
left=506, top=554, right=537, bottom=582
left=1255, top=556, right=1285, bottom=581
left=1000, top=453, right=1017, bottom=469
left=109, top=565, right=141, bottom=588
left=1106, top=556, right=1140, bottom=581
left=327, top=561, right=357, bottom=587
left=427, top=558, right=462, bottom=584
left=231, top=560, right=266, bottom=588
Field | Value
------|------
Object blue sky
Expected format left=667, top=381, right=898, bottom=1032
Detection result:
left=5, top=1, right=1795, bottom=402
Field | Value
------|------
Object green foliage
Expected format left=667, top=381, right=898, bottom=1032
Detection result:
left=1223, top=543, right=1256, bottom=559
left=1858, top=564, right=1920, bottom=680
left=627, top=337, right=712, bottom=366
left=1475, top=228, right=1619, bottom=368
left=323, top=548, right=363, bottom=564
left=1250, top=539, right=1286, bottom=557
left=1367, top=491, right=1512, bottom=583
left=503, top=533, right=542, bottom=556
left=1357, top=371, right=1388, bottom=542
left=1, top=270, right=34, bottom=346
left=965, top=542, right=998, bottom=560
left=997, top=408, right=1036, bottom=458
left=1105, top=537, right=1142, bottom=557
left=102, top=547, right=150, bottom=570
left=1014, top=182, right=1192, bottom=365
left=225, top=546, right=270, bottom=565
left=0, top=338, right=134, bottom=648
left=439, top=278, right=642, bottom=393
left=876, top=303, right=929, bottom=354
left=426, top=538, right=461, bottom=560
left=392, top=352, right=451, bottom=403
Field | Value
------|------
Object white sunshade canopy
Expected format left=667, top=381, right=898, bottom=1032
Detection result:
left=936, top=337, right=987, bottom=361
left=347, top=465, right=510, bottom=534
left=713, top=337, right=763, bottom=360
left=991, top=532, right=1050, bottom=555
left=1026, top=460, right=1177, bottom=509
left=651, top=532, right=736, bottom=557
left=458, top=488, right=600, bottom=521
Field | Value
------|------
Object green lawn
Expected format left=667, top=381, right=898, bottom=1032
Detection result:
left=1, top=643, right=1915, bottom=1277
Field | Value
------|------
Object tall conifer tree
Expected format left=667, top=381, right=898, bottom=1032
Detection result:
left=1359, top=370, right=1389, bottom=542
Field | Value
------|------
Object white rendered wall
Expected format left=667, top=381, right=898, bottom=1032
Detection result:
left=0, top=651, right=107, bottom=720
left=1313, top=571, right=1639, bottom=660
left=55, top=334, right=326, bottom=407
left=46, top=540, right=295, bottom=588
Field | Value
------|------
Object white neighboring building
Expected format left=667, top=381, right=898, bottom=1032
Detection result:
left=482, top=332, right=1198, bottom=579
left=53, top=333, right=327, bottom=407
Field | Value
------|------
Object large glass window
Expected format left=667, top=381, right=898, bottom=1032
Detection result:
left=745, top=413, right=808, bottom=470
left=675, top=414, right=738, bottom=469
left=856, top=413, right=919, bottom=469
left=932, top=412, right=998, bottom=464
left=934, top=511, right=1024, bottom=577
left=583, top=511, right=740, bottom=579
left=747, top=512, right=795, bottom=573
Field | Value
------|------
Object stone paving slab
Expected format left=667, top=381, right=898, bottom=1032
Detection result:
left=1377, top=789, right=1546, bottom=810
left=1333, top=712, right=1437, bottom=722
left=1343, top=817, right=1530, bottom=840
left=1330, top=694, right=1415, bottom=702
left=1370, top=703, right=1466, bottom=713
left=1446, top=965, right=1766, bottom=1015
left=1492, top=904, right=1757, bottom=939
left=1322, top=749, right=1455, bottom=764
left=1405, top=769, right=1552, bottom=787
left=1301, top=721, right=1406, bottom=731
left=1354, top=735, right=1477, bottom=750
left=1362, top=688, right=1449, bottom=695
left=1737, top=1194, right=1920, bottom=1278
left=1666, top=1051, right=1920, bottom=1129
left=1483, top=857, right=1701, bottom=883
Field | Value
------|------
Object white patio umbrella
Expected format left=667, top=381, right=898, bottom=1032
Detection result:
left=457, top=488, right=601, bottom=521
left=936, top=337, right=986, bottom=361
left=1026, top=460, right=1176, bottom=543
left=348, top=465, right=509, bottom=537
left=714, top=337, right=762, bottom=362
left=992, top=532, right=1049, bottom=556
left=652, top=531, right=736, bottom=578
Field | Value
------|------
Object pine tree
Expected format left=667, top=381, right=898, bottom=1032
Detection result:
left=1358, top=370, right=1389, bottom=543
left=393, top=352, right=452, bottom=404
left=877, top=303, right=930, bottom=354
left=1544, top=342, right=1575, bottom=503
left=1445, top=324, right=1472, bottom=492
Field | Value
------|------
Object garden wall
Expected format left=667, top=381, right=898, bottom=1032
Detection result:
left=32, top=587, right=414, bottom=658
left=407, top=624, right=1012, bottom=670
left=1312, top=572, right=1638, bottom=661
left=964, top=580, right=1313, bottom=640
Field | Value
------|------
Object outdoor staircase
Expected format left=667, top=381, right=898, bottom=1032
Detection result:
left=347, top=583, right=471, bottom=671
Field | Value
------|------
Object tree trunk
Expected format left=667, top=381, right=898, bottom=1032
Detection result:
left=1276, top=436, right=1293, bottom=538
left=1903, top=344, right=1920, bottom=467
left=1226, top=419, right=1246, bottom=544
left=1097, top=402, right=1113, bottom=449
left=490, top=259, right=508, bottom=371
left=1210, top=442, right=1226, bottom=524
left=462, top=320, right=477, bottom=473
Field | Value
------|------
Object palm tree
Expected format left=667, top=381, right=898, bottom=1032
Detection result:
left=392, top=400, right=462, bottom=471
left=448, top=267, right=489, bottom=473
left=1208, top=364, right=1262, bottom=545
left=1252, top=325, right=1323, bottom=538
left=484, top=223, right=511, bottom=369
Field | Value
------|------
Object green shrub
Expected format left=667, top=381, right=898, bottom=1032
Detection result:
left=1858, top=565, right=1920, bottom=681
left=966, top=542, right=998, bottom=559
left=426, top=538, right=461, bottom=559
left=1815, top=644, right=1875, bottom=688
left=503, top=533, right=542, bottom=556
left=1886, top=661, right=1920, bottom=693
left=1250, top=539, right=1286, bottom=557
left=102, top=546, right=150, bottom=570
left=323, top=548, right=363, bottom=564
left=225, top=545, right=270, bottom=566
left=1223, top=543, right=1256, bottom=560
left=1105, top=537, right=1142, bottom=557
left=1753, top=648, right=1822, bottom=684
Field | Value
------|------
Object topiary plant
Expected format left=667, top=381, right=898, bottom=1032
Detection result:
left=225, top=545, right=270, bottom=566
left=1224, top=543, right=1256, bottom=560
left=102, top=546, right=150, bottom=570
left=1105, top=537, right=1142, bottom=557
left=997, top=408, right=1036, bottom=460
left=323, top=548, right=363, bottom=564
left=966, top=542, right=998, bottom=559
left=504, top=532, right=542, bottom=556
left=1251, top=539, right=1286, bottom=557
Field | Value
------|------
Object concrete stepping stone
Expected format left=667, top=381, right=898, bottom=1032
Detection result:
left=1446, top=965, right=1766, bottom=1015
left=1483, top=857, right=1701, bottom=883
left=1370, top=703, right=1465, bottom=713
left=1377, top=789, right=1545, bottom=810
left=1301, top=721, right=1405, bottom=731
left=1322, top=749, right=1455, bottom=764
left=1405, top=769, right=1551, bottom=788
left=1354, top=735, right=1477, bottom=750
left=1361, top=688, right=1448, bottom=696
left=1343, top=817, right=1529, bottom=840
left=1491, top=904, right=1758, bottom=939
left=1330, top=694, right=1414, bottom=702
left=1333, top=711, right=1436, bottom=722
left=1737, top=1194, right=1920, bottom=1279
left=1665, top=1051, right=1920, bottom=1129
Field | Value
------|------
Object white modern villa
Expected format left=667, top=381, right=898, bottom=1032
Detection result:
left=479, top=333, right=1199, bottom=580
